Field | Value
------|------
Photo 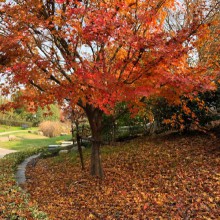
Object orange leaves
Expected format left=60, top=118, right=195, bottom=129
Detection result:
left=24, top=133, right=220, bottom=219
left=104, top=187, right=113, bottom=196
left=56, top=0, right=65, bottom=3
left=87, top=213, right=96, bottom=219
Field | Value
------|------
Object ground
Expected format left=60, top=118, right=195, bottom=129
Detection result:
left=25, top=131, right=220, bottom=219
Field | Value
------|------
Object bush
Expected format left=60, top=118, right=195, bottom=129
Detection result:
left=39, top=121, right=70, bottom=137
left=39, top=121, right=62, bottom=137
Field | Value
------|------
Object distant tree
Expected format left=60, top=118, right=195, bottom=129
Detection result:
left=34, top=104, right=61, bottom=125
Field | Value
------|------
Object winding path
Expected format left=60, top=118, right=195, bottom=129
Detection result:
left=0, top=130, right=29, bottom=136
left=0, top=131, right=24, bottom=158
left=0, top=148, right=17, bottom=158
left=16, top=154, right=41, bottom=185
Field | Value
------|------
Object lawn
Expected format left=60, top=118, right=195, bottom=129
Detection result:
left=0, top=132, right=72, bottom=151
left=0, top=125, right=27, bottom=133
left=25, top=132, right=220, bottom=219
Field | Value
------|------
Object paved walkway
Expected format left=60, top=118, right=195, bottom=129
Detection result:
left=0, top=148, right=17, bottom=158
left=0, top=130, right=23, bottom=158
left=16, top=153, right=41, bottom=184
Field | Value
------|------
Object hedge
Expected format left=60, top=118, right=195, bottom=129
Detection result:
left=0, top=119, right=33, bottom=127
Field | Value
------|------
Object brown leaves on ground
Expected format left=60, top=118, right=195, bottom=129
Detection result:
left=25, top=133, right=220, bottom=219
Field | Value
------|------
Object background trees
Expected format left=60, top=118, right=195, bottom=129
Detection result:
left=0, top=0, right=219, bottom=177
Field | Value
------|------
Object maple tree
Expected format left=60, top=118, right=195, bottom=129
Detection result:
left=0, top=0, right=219, bottom=177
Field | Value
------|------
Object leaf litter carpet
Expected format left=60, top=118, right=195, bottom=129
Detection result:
left=25, top=133, right=219, bottom=219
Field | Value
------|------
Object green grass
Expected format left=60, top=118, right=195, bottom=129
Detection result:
left=0, top=135, right=72, bottom=151
left=0, top=131, right=31, bottom=138
left=0, top=131, right=39, bottom=138
left=0, top=125, right=37, bottom=133
left=0, top=125, right=22, bottom=132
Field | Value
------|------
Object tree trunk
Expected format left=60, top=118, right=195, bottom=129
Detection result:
left=74, top=122, right=85, bottom=170
left=85, top=105, right=104, bottom=178
left=111, top=119, right=116, bottom=145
